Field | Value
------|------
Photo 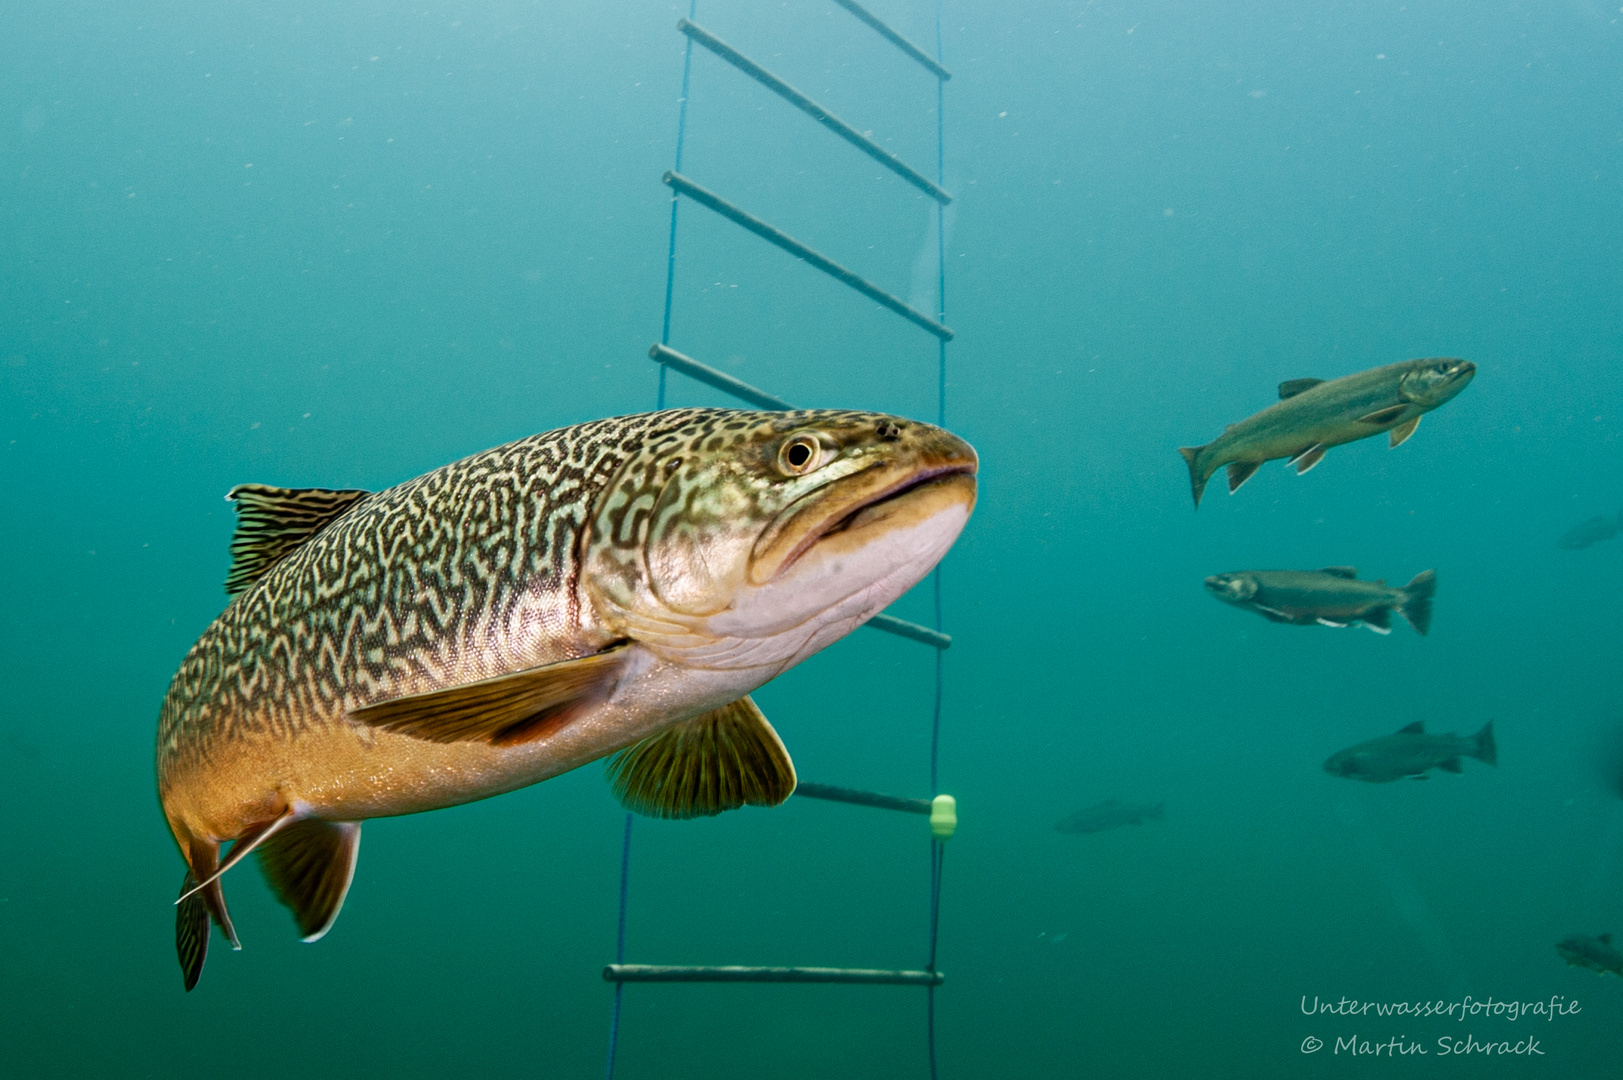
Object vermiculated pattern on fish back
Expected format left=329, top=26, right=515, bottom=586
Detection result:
left=157, top=409, right=757, bottom=767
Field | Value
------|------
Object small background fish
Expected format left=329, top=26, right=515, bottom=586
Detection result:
left=1204, top=567, right=1435, bottom=635
left=1556, top=509, right=1622, bottom=550
left=1054, top=799, right=1166, bottom=835
left=1324, top=720, right=1496, bottom=783
left=1557, top=933, right=1623, bottom=977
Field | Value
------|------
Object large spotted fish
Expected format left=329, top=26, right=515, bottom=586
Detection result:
left=157, top=408, right=977, bottom=989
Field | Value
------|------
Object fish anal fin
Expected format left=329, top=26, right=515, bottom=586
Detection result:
left=1319, top=566, right=1359, bottom=578
left=1398, top=721, right=1425, bottom=735
left=1357, top=404, right=1409, bottom=427
left=224, top=485, right=372, bottom=596
left=1293, top=445, right=1328, bottom=474
left=1226, top=460, right=1261, bottom=493
left=1389, top=415, right=1421, bottom=447
left=607, top=695, right=797, bottom=819
left=257, top=820, right=362, bottom=942
left=1362, top=607, right=1392, bottom=634
left=350, top=644, right=629, bottom=746
left=1278, top=378, right=1325, bottom=399
left=1438, top=757, right=1464, bottom=774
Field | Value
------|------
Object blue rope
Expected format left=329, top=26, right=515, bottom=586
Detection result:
left=604, top=813, right=634, bottom=1080
left=657, top=0, right=699, bottom=410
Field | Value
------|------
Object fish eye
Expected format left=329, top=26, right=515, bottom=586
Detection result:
left=778, top=435, right=822, bottom=475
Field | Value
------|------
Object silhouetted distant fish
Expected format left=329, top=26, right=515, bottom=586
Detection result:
left=1055, top=799, right=1165, bottom=835
left=1177, top=358, right=1476, bottom=507
left=1557, top=933, right=1623, bottom=977
left=1556, top=509, right=1622, bottom=550
left=1204, top=567, right=1435, bottom=635
left=1323, top=720, right=1496, bottom=783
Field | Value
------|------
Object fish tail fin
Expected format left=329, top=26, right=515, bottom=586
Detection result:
left=1396, top=569, right=1436, bottom=635
left=1177, top=445, right=1208, bottom=508
left=174, top=840, right=239, bottom=992
left=1472, top=719, right=1497, bottom=766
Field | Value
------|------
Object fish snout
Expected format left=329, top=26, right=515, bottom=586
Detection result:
left=1204, top=574, right=1257, bottom=602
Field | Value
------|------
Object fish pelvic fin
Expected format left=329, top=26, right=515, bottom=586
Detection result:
left=1291, top=444, right=1328, bottom=475
left=1472, top=719, right=1497, bottom=767
left=1178, top=445, right=1208, bottom=507
left=1397, top=569, right=1437, bottom=635
left=1438, top=757, right=1465, bottom=774
left=606, top=696, right=797, bottom=819
left=1389, top=414, right=1421, bottom=447
left=224, top=485, right=372, bottom=596
left=257, top=820, right=362, bottom=942
left=350, top=643, right=629, bottom=746
left=1226, top=460, right=1261, bottom=494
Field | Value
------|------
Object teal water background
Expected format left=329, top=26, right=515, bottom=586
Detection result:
left=3, top=1, right=1622, bottom=1076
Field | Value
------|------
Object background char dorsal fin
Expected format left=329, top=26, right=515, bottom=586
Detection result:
left=256, top=819, right=362, bottom=942
left=1319, top=566, right=1358, bottom=578
left=1398, top=721, right=1425, bottom=735
left=224, top=484, right=372, bottom=596
left=350, top=644, right=629, bottom=746
left=606, top=696, right=797, bottom=819
left=1278, top=378, right=1324, bottom=399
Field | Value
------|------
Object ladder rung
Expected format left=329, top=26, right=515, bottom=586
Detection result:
left=678, top=19, right=950, bottom=205
left=794, top=782, right=931, bottom=815
left=649, top=344, right=793, bottom=410
left=663, top=171, right=954, bottom=342
left=867, top=612, right=951, bottom=649
left=831, top=0, right=951, bottom=81
left=604, top=964, right=944, bottom=986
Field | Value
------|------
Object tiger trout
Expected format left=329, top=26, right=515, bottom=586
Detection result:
left=156, top=408, right=977, bottom=989
left=1178, top=358, right=1476, bottom=506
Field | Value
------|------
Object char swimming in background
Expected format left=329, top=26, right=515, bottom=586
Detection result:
left=1204, top=566, right=1435, bottom=635
left=156, top=408, right=977, bottom=990
left=1323, top=720, right=1496, bottom=783
left=1054, top=798, right=1165, bottom=835
left=1177, top=358, right=1476, bottom=507
left=1556, top=508, right=1622, bottom=550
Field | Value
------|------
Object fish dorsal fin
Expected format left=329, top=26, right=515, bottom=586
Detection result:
left=1398, top=721, right=1425, bottom=735
left=1320, top=566, right=1359, bottom=578
left=257, top=819, right=362, bottom=942
left=224, top=484, right=371, bottom=596
left=1601, top=933, right=1614, bottom=944
left=1389, top=414, right=1422, bottom=447
left=1278, top=378, right=1324, bottom=399
left=1357, top=404, right=1409, bottom=427
left=1226, top=460, right=1261, bottom=493
left=606, top=696, right=797, bottom=819
left=350, top=644, right=629, bottom=747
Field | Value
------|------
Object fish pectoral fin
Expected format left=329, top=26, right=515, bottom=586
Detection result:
left=1438, top=757, right=1464, bottom=774
left=1319, top=566, right=1359, bottom=578
left=257, top=820, right=362, bottom=942
left=349, top=643, right=630, bottom=746
left=176, top=872, right=212, bottom=992
left=606, top=696, right=797, bottom=819
left=224, top=484, right=372, bottom=596
left=1389, top=415, right=1422, bottom=447
left=1252, top=605, right=1294, bottom=623
left=1398, top=721, right=1425, bottom=735
left=1278, top=378, right=1325, bottom=399
left=1292, top=444, right=1328, bottom=474
left=1357, top=404, right=1409, bottom=426
left=1315, top=617, right=1349, bottom=628
left=1226, top=460, right=1261, bottom=493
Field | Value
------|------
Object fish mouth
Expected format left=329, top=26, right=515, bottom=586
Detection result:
left=749, top=461, right=978, bottom=585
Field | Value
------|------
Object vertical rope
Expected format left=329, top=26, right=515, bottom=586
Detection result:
left=927, top=5, right=947, bottom=1079
left=604, top=813, right=634, bottom=1080
left=657, top=0, right=700, bottom=410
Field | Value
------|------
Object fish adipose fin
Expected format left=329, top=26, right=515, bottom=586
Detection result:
left=1438, top=757, right=1465, bottom=774
left=1472, top=719, right=1497, bottom=766
left=224, top=484, right=372, bottom=596
left=1319, top=566, right=1359, bottom=578
left=1389, top=415, right=1421, bottom=447
left=1177, top=446, right=1209, bottom=507
left=1361, top=608, right=1392, bottom=634
left=1278, top=378, right=1325, bottom=399
left=1226, top=460, right=1261, bottom=493
left=257, top=820, right=362, bottom=942
left=1396, top=570, right=1437, bottom=635
left=606, top=696, right=797, bottom=819
left=1398, top=721, right=1425, bottom=734
left=350, top=644, right=629, bottom=746
left=1357, top=405, right=1409, bottom=427
left=1290, top=445, right=1327, bottom=475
